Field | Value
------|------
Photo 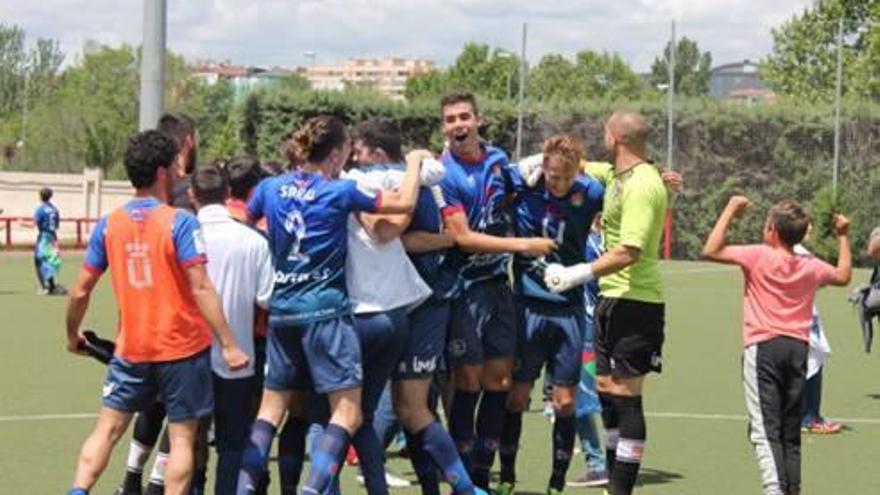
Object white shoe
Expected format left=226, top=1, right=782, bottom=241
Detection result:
left=357, top=471, right=412, bottom=488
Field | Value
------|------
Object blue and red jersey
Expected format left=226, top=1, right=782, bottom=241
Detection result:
left=248, top=171, right=381, bottom=326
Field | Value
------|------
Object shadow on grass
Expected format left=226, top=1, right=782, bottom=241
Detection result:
left=866, top=393, right=880, bottom=400
left=637, top=467, right=685, bottom=486
left=0, top=290, right=23, bottom=295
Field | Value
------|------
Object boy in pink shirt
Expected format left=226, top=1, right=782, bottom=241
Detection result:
left=702, top=196, right=851, bottom=495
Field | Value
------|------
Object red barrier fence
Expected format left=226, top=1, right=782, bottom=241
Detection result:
left=1, top=217, right=98, bottom=249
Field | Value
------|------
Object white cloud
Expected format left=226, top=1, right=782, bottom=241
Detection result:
left=0, top=0, right=813, bottom=70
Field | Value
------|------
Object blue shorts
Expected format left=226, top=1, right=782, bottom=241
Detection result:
left=103, top=348, right=213, bottom=422
left=394, top=298, right=449, bottom=380
left=512, top=299, right=585, bottom=387
left=265, top=316, right=363, bottom=395
left=447, top=279, right=517, bottom=366
left=355, top=309, right=409, bottom=414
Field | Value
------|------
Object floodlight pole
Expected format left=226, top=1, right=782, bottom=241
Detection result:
left=138, top=0, right=167, bottom=131
left=664, top=20, right=676, bottom=260
left=515, top=22, right=527, bottom=161
left=832, top=16, right=843, bottom=199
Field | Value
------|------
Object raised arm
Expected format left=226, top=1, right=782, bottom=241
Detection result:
left=828, top=214, right=852, bottom=286
left=185, top=264, right=249, bottom=371
left=702, top=196, right=752, bottom=264
left=373, top=151, right=428, bottom=214
left=359, top=211, right=413, bottom=243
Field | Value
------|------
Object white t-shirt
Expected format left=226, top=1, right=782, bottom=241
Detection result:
left=345, top=166, right=431, bottom=313
left=198, top=204, right=274, bottom=379
left=794, top=244, right=831, bottom=378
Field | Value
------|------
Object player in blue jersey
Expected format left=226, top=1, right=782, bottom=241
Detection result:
left=428, top=92, right=556, bottom=489
left=33, top=187, right=65, bottom=295
left=235, top=116, right=426, bottom=495
left=494, top=136, right=604, bottom=495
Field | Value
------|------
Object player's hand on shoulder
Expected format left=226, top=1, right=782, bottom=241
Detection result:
left=222, top=345, right=250, bottom=371
left=517, top=153, right=544, bottom=188
left=522, top=237, right=556, bottom=257
left=833, top=213, right=850, bottom=236
left=419, top=157, right=446, bottom=186
left=726, top=195, right=751, bottom=217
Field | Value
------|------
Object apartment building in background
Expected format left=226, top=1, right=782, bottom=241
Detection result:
left=296, top=57, right=436, bottom=99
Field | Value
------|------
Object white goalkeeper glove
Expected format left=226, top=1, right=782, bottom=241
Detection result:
left=517, top=153, right=544, bottom=188
left=544, top=262, right=595, bottom=293
left=419, top=158, right=446, bottom=186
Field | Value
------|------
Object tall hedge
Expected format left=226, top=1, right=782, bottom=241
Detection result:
left=238, top=90, right=880, bottom=264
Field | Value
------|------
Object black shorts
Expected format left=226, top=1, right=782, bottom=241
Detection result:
left=595, top=296, right=665, bottom=377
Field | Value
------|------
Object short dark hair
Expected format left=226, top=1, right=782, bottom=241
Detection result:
left=191, top=163, right=228, bottom=206
left=157, top=112, right=197, bottom=174
left=441, top=92, right=479, bottom=116
left=353, top=118, right=403, bottom=162
left=226, top=157, right=266, bottom=201
left=39, top=187, right=53, bottom=202
left=123, top=130, right=178, bottom=189
left=292, top=115, right=348, bottom=163
left=767, top=200, right=811, bottom=247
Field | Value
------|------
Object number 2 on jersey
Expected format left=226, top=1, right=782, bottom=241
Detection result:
left=284, top=210, right=310, bottom=262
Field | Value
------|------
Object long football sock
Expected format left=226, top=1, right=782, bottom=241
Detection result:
left=498, top=408, right=523, bottom=484
left=236, top=419, right=276, bottom=495
left=420, top=421, right=476, bottom=494
left=598, top=392, right=620, bottom=475
left=278, top=417, right=307, bottom=495
left=301, top=423, right=350, bottom=495
left=611, top=395, right=645, bottom=495
left=471, top=390, right=508, bottom=488
left=404, top=428, right=441, bottom=495
left=449, top=390, right=479, bottom=472
left=351, top=418, right=388, bottom=495
left=549, top=414, right=576, bottom=490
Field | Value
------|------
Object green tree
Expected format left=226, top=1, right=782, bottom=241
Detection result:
left=528, top=50, right=643, bottom=101
left=762, top=0, right=880, bottom=101
left=405, top=43, right=521, bottom=101
left=649, top=37, right=712, bottom=96
left=0, top=24, right=26, bottom=117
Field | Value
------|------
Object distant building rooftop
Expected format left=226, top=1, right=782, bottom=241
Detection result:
left=709, top=59, right=775, bottom=103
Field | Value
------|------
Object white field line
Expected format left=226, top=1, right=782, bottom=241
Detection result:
left=2, top=410, right=878, bottom=425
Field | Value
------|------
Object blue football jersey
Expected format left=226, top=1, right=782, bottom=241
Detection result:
left=512, top=176, right=604, bottom=306
left=248, top=171, right=380, bottom=325
left=34, top=202, right=60, bottom=240
left=439, top=146, right=518, bottom=288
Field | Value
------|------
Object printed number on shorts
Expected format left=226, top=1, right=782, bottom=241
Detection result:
left=125, top=241, right=153, bottom=289
left=284, top=210, right=310, bottom=262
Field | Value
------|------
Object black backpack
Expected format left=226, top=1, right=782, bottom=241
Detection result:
left=850, top=266, right=880, bottom=353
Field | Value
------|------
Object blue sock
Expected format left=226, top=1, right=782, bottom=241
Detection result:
left=499, top=409, right=522, bottom=483
left=236, top=419, right=276, bottom=495
left=421, top=421, right=476, bottom=494
left=472, top=390, right=508, bottom=488
left=278, top=417, right=307, bottom=495
left=550, top=415, right=576, bottom=490
left=449, top=390, right=479, bottom=471
left=404, top=428, right=441, bottom=495
left=302, top=423, right=350, bottom=494
left=351, top=415, right=388, bottom=495
left=68, top=489, right=88, bottom=495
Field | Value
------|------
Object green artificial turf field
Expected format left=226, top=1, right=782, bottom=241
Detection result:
left=1, top=254, right=878, bottom=494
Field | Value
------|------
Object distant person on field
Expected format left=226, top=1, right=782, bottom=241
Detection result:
left=702, top=196, right=851, bottom=495
left=34, top=186, right=65, bottom=295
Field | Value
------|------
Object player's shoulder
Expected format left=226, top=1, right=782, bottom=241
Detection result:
left=484, top=145, right=510, bottom=163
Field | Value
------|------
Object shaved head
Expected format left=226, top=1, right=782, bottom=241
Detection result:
left=606, top=110, right=650, bottom=152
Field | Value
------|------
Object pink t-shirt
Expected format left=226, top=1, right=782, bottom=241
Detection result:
left=728, top=244, right=837, bottom=347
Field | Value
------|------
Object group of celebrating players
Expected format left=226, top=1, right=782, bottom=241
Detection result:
left=62, top=90, right=855, bottom=495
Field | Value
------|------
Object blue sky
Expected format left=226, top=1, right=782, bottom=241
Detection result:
left=1, top=0, right=813, bottom=70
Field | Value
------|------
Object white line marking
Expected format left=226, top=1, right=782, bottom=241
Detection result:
left=2, top=410, right=878, bottom=425
left=647, top=411, right=880, bottom=425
